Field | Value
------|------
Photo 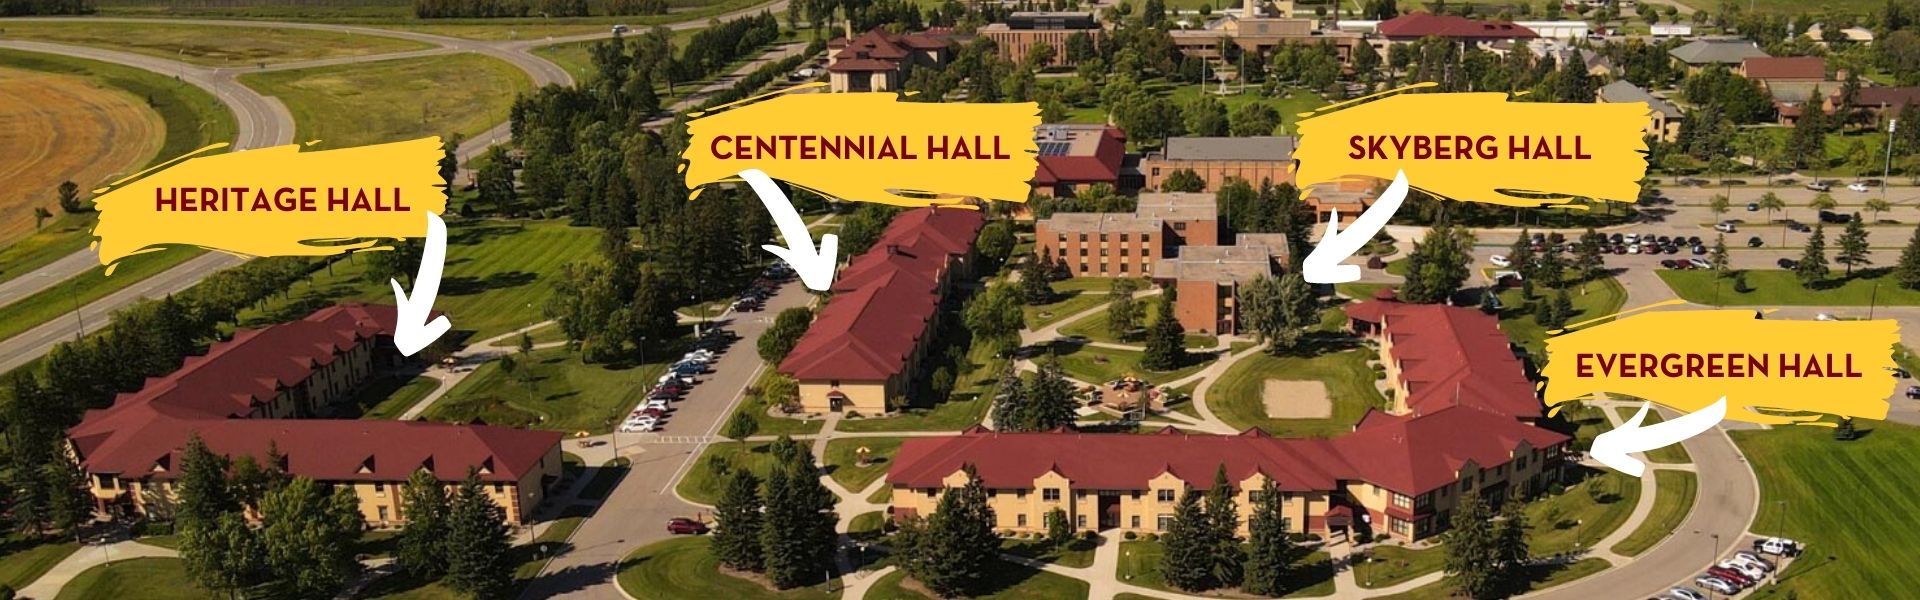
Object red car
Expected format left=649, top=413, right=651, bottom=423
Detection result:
left=667, top=518, right=708, bottom=535
left=1706, top=567, right=1751, bottom=587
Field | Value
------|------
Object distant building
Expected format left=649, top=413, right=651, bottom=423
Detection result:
left=1154, top=233, right=1288, bottom=335
left=1170, top=2, right=1367, bottom=64
left=1512, top=20, right=1590, bottom=41
left=1597, top=80, right=1684, bottom=141
left=1030, top=124, right=1131, bottom=198
left=1034, top=192, right=1218, bottom=278
left=979, top=12, right=1103, bottom=67
left=1668, top=39, right=1768, bottom=74
left=1344, top=299, right=1544, bottom=420
left=1741, top=56, right=1826, bottom=84
left=1768, top=81, right=1834, bottom=125
left=70, top=304, right=564, bottom=527
left=1373, top=13, right=1538, bottom=55
left=1650, top=24, right=1693, bottom=38
left=779, top=208, right=985, bottom=414
left=1827, top=86, right=1920, bottom=120
left=826, top=27, right=954, bottom=93
left=1804, top=23, right=1874, bottom=46
left=1140, top=136, right=1297, bottom=192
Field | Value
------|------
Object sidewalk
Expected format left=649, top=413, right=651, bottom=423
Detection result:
left=18, top=540, right=177, bottom=600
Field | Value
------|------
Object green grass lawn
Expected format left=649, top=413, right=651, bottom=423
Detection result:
left=0, top=537, right=79, bottom=590
left=1058, top=295, right=1215, bottom=348
left=1612, top=470, right=1697, bottom=557
left=54, top=558, right=216, bottom=600
left=0, top=22, right=431, bottom=67
left=734, top=370, right=827, bottom=437
left=849, top=511, right=886, bottom=541
left=1551, top=401, right=1611, bottom=452
left=1732, top=421, right=1920, bottom=599
left=240, top=53, right=531, bottom=149
left=1053, top=344, right=1214, bottom=385
left=0, top=246, right=204, bottom=342
left=1496, top=276, right=1627, bottom=357
left=0, top=214, right=96, bottom=287
left=1612, top=407, right=1692, bottom=464
left=1353, top=544, right=1444, bottom=589
left=1164, top=84, right=1327, bottom=136
left=1051, top=277, right=1143, bottom=293
left=1370, top=558, right=1611, bottom=600
left=1000, top=536, right=1096, bottom=569
left=863, top=558, right=1090, bottom=599
left=678, top=441, right=779, bottom=506
left=868, top=484, right=892, bottom=504
left=345, top=373, right=440, bottom=419
left=618, top=537, right=838, bottom=599
left=1208, top=347, right=1386, bottom=437
left=1116, top=540, right=1333, bottom=597
left=425, top=345, right=665, bottom=434
left=1022, top=290, right=1107, bottom=329
left=1525, top=469, right=1640, bottom=556
left=1336, top=282, right=1394, bottom=301
left=1659, top=269, right=1920, bottom=306
left=837, top=343, right=1002, bottom=433
left=824, top=437, right=905, bottom=494
left=241, top=220, right=599, bottom=340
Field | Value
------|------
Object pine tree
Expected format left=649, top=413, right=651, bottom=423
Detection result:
left=177, top=434, right=236, bottom=528
left=1046, top=507, right=1072, bottom=547
left=259, top=477, right=364, bottom=599
left=1241, top=479, right=1298, bottom=596
left=444, top=470, right=512, bottom=599
left=1443, top=490, right=1499, bottom=599
left=1019, top=254, right=1054, bottom=305
left=1796, top=223, right=1831, bottom=288
left=760, top=446, right=838, bottom=588
left=398, top=469, right=451, bottom=579
left=1508, top=228, right=1537, bottom=296
left=1401, top=226, right=1475, bottom=304
left=713, top=469, right=765, bottom=571
left=989, top=365, right=1029, bottom=432
left=1711, top=234, right=1731, bottom=278
left=1021, top=356, right=1078, bottom=432
left=1141, top=285, right=1188, bottom=371
left=1203, top=465, right=1244, bottom=588
left=1161, top=491, right=1216, bottom=591
left=1837, top=213, right=1871, bottom=276
left=904, top=465, right=998, bottom=597
left=1493, top=493, right=1532, bottom=594
left=1551, top=288, right=1574, bottom=328
left=1575, top=227, right=1606, bottom=283
left=1895, top=224, right=1920, bottom=289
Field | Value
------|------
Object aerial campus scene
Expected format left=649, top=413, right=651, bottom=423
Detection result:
left=1, top=0, right=1918, bottom=598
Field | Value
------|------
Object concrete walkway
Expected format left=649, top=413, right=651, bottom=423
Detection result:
left=395, top=319, right=565, bottom=420
left=18, top=541, right=177, bottom=600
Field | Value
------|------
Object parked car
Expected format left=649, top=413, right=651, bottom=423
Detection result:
left=1746, top=202, right=1759, bottom=211
left=667, top=518, right=709, bottom=535
left=1748, top=236, right=1764, bottom=247
left=1612, top=244, right=1628, bottom=255
left=1714, top=221, right=1737, bottom=233
left=1706, top=566, right=1753, bottom=587
left=1777, top=258, right=1798, bottom=269
left=1661, top=259, right=1680, bottom=269
left=1627, top=244, right=1641, bottom=254
left=1819, top=210, right=1850, bottom=224
left=1816, top=312, right=1838, bottom=321
left=1719, top=560, right=1766, bottom=581
left=1756, top=537, right=1802, bottom=556
left=1622, top=233, right=1639, bottom=243
left=1695, top=576, right=1740, bottom=595
left=1667, top=587, right=1706, bottom=600
left=611, top=24, right=630, bottom=33
left=1907, top=385, right=1920, bottom=399
left=1848, top=182, right=1871, bottom=192
left=1732, top=552, right=1774, bottom=571
left=1690, top=244, right=1707, bottom=255
left=1806, top=181, right=1832, bottom=192
left=1489, top=254, right=1511, bottom=267
left=1688, top=258, right=1712, bottom=269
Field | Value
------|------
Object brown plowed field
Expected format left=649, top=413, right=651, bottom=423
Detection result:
left=0, top=66, right=163, bottom=244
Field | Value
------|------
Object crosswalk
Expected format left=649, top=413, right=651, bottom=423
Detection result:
left=622, top=434, right=720, bottom=444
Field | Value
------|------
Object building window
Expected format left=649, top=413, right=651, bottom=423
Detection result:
left=1075, top=514, right=1086, bottom=528
left=1151, top=167, right=1161, bottom=176
left=1119, top=263, right=1128, bottom=273
left=1157, top=514, right=1173, bottom=531
left=1017, top=514, right=1028, bottom=527
left=493, top=483, right=504, bottom=494
left=1141, top=234, right=1151, bottom=243
left=1392, top=517, right=1412, bottom=535
left=1017, top=489, right=1028, bottom=499
left=1174, top=222, right=1187, bottom=231
left=1517, top=456, right=1528, bottom=470
left=374, top=482, right=387, bottom=496
left=1043, top=488, right=1061, bottom=501
left=1079, top=233, right=1088, bottom=242
left=1460, top=479, right=1472, bottom=493
left=378, top=506, right=390, bottom=521
left=1392, top=493, right=1411, bottom=509
left=1131, top=515, right=1141, bottom=528
left=1157, top=489, right=1175, bottom=502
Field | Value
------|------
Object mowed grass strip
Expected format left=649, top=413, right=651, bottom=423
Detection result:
left=240, top=53, right=530, bottom=149
left=0, top=22, right=431, bottom=67
left=1209, top=347, right=1385, bottom=438
left=54, top=557, right=216, bottom=600
left=1612, top=406, right=1692, bottom=464
left=618, top=537, right=836, bottom=600
left=1613, top=470, right=1697, bottom=557
left=427, top=345, right=666, bottom=434
left=1496, top=276, right=1626, bottom=357
left=0, top=537, right=79, bottom=591
left=1658, top=268, right=1920, bottom=306
left=823, top=436, right=905, bottom=493
left=0, top=247, right=204, bottom=342
left=1733, top=422, right=1920, bottom=599
left=864, top=557, right=1091, bottom=599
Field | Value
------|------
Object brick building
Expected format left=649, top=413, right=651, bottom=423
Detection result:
left=1153, top=233, right=1288, bottom=335
left=979, top=12, right=1103, bottom=67
left=1034, top=192, right=1218, bottom=278
left=1140, top=136, right=1298, bottom=192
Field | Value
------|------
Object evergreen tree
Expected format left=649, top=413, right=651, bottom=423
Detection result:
left=177, top=434, right=236, bottom=528
left=723, top=410, right=760, bottom=443
left=444, top=471, right=512, bottom=599
left=989, top=366, right=1029, bottom=432
left=398, top=469, right=451, bottom=579
left=1442, top=490, right=1499, bottom=599
left=1711, top=233, right=1731, bottom=277
left=1241, top=479, right=1299, bottom=596
left=1493, top=493, right=1532, bottom=594
left=1552, top=288, right=1575, bottom=328
left=1019, top=254, right=1054, bottom=304
left=1796, top=222, right=1831, bottom=288
left=1508, top=228, right=1538, bottom=295
left=1837, top=213, right=1872, bottom=276
left=760, top=446, right=838, bottom=588
left=1046, top=507, right=1072, bottom=547
left=1893, top=224, right=1920, bottom=289
left=1141, top=285, right=1188, bottom=371
left=259, top=477, right=364, bottom=599
left=1203, top=466, right=1244, bottom=588
left=56, top=180, right=84, bottom=214
left=1400, top=226, right=1475, bottom=304
left=713, top=469, right=766, bottom=571
left=1106, top=278, right=1144, bottom=340
left=902, top=465, right=998, bottom=597
left=1574, top=227, right=1606, bottom=283
left=1161, top=491, right=1215, bottom=591
left=1021, top=356, right=1079, bottom=432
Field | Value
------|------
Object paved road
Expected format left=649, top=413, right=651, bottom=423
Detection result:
left=519, top=277, right=813, bottom=600
left=0, top=248, right=240, bottom=373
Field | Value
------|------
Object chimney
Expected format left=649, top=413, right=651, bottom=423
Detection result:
left=1244, top=0, right=1258, bottom=19
left=843, top=6, right=855, bottom=41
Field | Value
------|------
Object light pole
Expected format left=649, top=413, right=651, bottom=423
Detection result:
left=1882, top=117, right=1897, bottom=201
left=1870, top=282, right=1880, bottom=320
left=40, top=272, right=84, bottom=340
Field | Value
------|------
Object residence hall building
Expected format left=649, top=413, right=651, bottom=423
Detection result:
left=826, top=26, right=953, bottom=93
left=1597, top=80, right=1684, bottom=142
left=1668, top=39, right=1768, bottom=74
left=779, top=207, right=986, bottom=414
left=1141, top=136, right=1296, bottom=193
left=1035, top=192, right=1220, bottom=278
left=1827, top=85, right=1920, bottom=119
left=1372, top=13, right=1538, bottom=55
left=1153, top=233, right=1289, bottom=335
left=887, top=296, right=1568, bottom=543
left=979, top=12, right=1103, bottom=68
left=67, top=304, right=564, bottom=527
left=1030, top=124, right=1130, bottom=198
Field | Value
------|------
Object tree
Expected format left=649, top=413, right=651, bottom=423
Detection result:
left=1893, top=224, right=1920, bottom=289
left=1024, top=40, right=1057, bottom=68
left=1238, top=273, right=1319, bottom=353
left=1711, top=233, right=1730, bottom=278
left=989, top=366, right=1028, bottom=432
left=1183, top=96, right=1230, bottom=137
left=1492, top=493, right=1532, bottom=593
left=1241, top=479, right=1299, bottom=596
left=900, top=465, right=998, bottom=597
left=1834, top=416, right=1857, bottom=440
left=444, top=470, right=513, bottom=599
left=1399, top=226, right=1475, bottom=304
left=189, top=512, right=268, bottom=598
left=1708, top=194, right=1731, bottom=218
left=1161, top=168, right=1206, bottom=192
left=177, top=434, right=236, bottom=528
left=1107, top=277, right=1144, bottom=340
left=1160, top=491, right=1215, bottom=591
left=438, top=134, right=464, bottom=189
left=723, top=410, right=760, bottom=443
left=1866, top=197, right=1892, bottom=222
left=258, top=477, right=364, bottom=599
left=1809, top=192, right=1838, bottom=213
left=1797, top=222, right=1831, bottom=288
left=474, top=146, right=518, bottom=215
left=759, top=442, right=838, bottom=588
left=930, top=366, right=955, bottom=401
left=397, top=469, right=451, bottom=579
left=31, top=206, right=51, bottom=230
left=1228, top=102, right=1281, bottom=137
left=1203, top=466, right=1244, bottom=588
left=1003, top=356, right=1077, bottom=432
left=1442, top=490, right=1499, bottom=599
left=1141, top=285, right=1187, bottom=371
left=1837, top=213, right=1871, bottom=276
left=963, top=283, right=1025, bottom=356
left=56, top=180, right=84, bottom=214
left=1046, top=507, right=1073, bottom=548
left=975, top=221, right=1016, bottom=270
left=1757, top=191, right=1786, bottom=222
left=1574, top=227, right=1607, bottom=283
left=757, top=306, right=814, bottom=363
left=1019, top=254, right=1055, bottom=305
left=713, top=469, right=765, bottom=571
left=1551, top=288, right=1574, bottom=327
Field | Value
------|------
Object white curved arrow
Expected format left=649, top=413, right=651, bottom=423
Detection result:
left=391, top=211, right=452, bottom=356
left=739, top=168, right=838, bottom=291
left=1302, top=170, right=1409, bottom=284
left=1591, top=397, right=1727, bottom=477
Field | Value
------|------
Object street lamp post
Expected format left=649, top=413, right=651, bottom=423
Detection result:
left=1883, top=118, right=1897, bottom=201
left=1871, top=282, right=1881, bottom=320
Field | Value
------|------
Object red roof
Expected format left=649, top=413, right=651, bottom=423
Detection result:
left=69, top=303, right=560, bottom=484
left=1342, top=300, right=1540, bottom=419
left=1742, top=56, right=1824, bottom=80
left=1377, top=13, right=1538, bottom=39
left=1850, top=86, right=1920, bottom=109
left=1331, top=406, right=1567, bottom=494
left=1031, top=126, right=1127, bottom=186
left=780, top=208, right=984, bottom=381
left=889, top=427, right=1351, bottom=492
left=829, top=28, right=950, bottom=71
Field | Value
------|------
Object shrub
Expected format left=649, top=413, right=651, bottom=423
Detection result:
left=1354, top=531, right=1373, bottom=544
left=1124, top=531, right=1138, bottom=540
left=1287, top=532, right=1311, bottom=543
left=1143, top=533, right=1160, bottom=542
left=1306, top=533, right=1322, bottom=542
